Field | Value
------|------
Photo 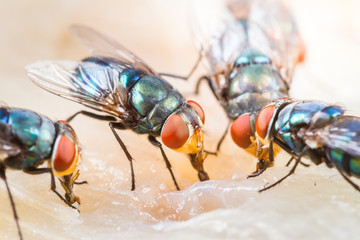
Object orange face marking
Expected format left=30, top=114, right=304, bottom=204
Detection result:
left=230, top=114, right=252, bottom=149
left=187, top=100, right=205, bottom=124
left=256, top=105, right=275, bottom=139
left=161, top=114, right=189, bottom=149
left=53, top=136, right=76, bottom=172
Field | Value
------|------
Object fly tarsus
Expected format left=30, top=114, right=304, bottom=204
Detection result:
left=259, top=147, right=308, bottom=193
left=148, top=135, right=180, bottom=191
left=109, top=122, right=136, bottom=191
left=66, top=110, right=117, bottom=123
left=0, top=164, right=24, bottom=240
left=248, top=159, right=271, bottom=178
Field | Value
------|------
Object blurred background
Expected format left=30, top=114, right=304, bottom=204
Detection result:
left=1, top=0, right=360, bottom=239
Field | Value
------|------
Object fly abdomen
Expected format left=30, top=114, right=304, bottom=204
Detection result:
left=319, top=117, right=360, bottom=177
left=326, top=148, right=360, bottom=177
left=0, top=107, right=55, bottom=169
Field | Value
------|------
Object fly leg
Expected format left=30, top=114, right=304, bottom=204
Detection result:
left=273, top=137, right=310, bottom=167
left=65, top=111, right=136, bottom=191
left=23, top=167, right=78, bottom=211
left=195, top=76, right=221, bottom=100
left=0, top=164, right=23, bottom=240
left=333, top=153, right=360, bottom=192
left=247, top=159, right=271, bottom=178
left=66, top=110, right=117, bottom=123
left=334, top=164, right=360, bottom=192
left=148, top=135, right=180, bottom=190
left=285, top=157, right=309, bottom=167
left=215, top=122, right=230, bottom=153
left=285, top=156, right=295, bottom=167
left=158, top=53, right=202, bottom=80
left=74, top=181, right=88, bottom=185
left=259, top=146, right=309, bottom=192
left=109, top=122, right=136, bottom=191
left=196, top=74, right=230, bottom=154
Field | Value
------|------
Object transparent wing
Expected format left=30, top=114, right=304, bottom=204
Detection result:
left=228, top=0, right=303, bottom=82
left=69, top=25, right=157, bottom=75
left=311, top=117, right=360, bottom=157
left=190, top=0, right=248, bottom=96
left=26, top=60, right=130, bottom=118
left=191, top=0, right=285, bottom=95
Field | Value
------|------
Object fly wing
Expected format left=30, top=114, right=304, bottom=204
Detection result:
left=26, top=59, right=130, bottom=118
left=69, top=25, right=157, bottom=76
left=310, top=117, right=360, bottom=157
left=228, top=0, right=303, bottom=83
left=190, top=0, right=247, bottom=97
left=191, top=0, right=283, bottom=98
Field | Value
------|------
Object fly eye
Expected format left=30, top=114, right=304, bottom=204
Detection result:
left=161, top=114, right=189, bottom=149
left=230, top=113, right=252, bottom=148
left=256, top=105, right=275, bottom=139
left=187, top=100, right=205, bottom=124
left=53, top=135, right=76, bottom=173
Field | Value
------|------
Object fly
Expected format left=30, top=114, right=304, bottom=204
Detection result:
left=0, top=105, right=85, bottom=240
left=192, top=0, right=305, bottom=175
left=26, top=25, right=209, bottom=191
left=253, top=98, right=360, bottom=192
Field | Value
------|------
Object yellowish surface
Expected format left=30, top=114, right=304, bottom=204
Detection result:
left=1, top=0, right=360, bottom=239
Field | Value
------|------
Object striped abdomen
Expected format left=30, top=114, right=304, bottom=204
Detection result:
left=323, top=117, right=360, bottom=177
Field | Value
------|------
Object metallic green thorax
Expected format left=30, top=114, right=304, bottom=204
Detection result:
left=226, top=49, right=288, bottom=119
left=0, top=108, right=56, bottom=169
left=128, top=75, right=184, bottom=135
left=274, top=101, right=343, bottom=155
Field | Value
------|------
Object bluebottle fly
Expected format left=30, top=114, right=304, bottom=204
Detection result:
left=26, top=25, right=209, bottom=191
left=192, top=0, right=305, bottom=174
left=0, top=105, right=85, bottom=240
left=252, top=98, right=360, bottom=192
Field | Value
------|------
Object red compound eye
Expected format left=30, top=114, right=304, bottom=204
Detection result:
left=231, top=114, right=252, bottom=148
left=187, top=100, right=205, bottom=124
left=256, top=105, right=275, bottom=139
left=161, top=114, right=189, bottom=149
left=53, top=136, right=76, bottom=172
